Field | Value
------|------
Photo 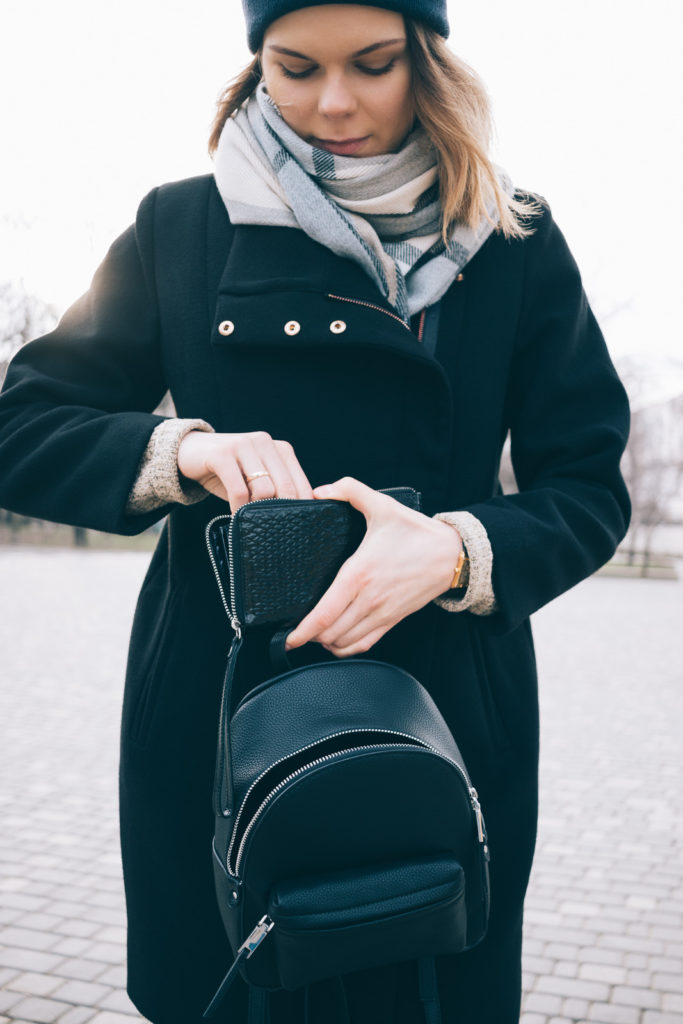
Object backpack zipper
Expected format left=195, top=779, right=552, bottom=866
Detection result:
left=228, top=729, right=486, bottom=878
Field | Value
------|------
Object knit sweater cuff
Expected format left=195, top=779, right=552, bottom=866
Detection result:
left=430, top=510, right=498, bottom=616
left=125, top=418, right=216, bottom=515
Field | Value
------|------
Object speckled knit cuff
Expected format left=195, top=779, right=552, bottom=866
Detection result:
left=430, top=510, right=498, bottom=616
left=125, top=418, right=216, bottom=515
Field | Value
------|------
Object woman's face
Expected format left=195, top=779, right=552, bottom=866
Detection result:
left=260, top=4, right=415, bottom=157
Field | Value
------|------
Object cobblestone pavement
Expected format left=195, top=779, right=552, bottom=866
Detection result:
left=0, top=547, right=681, bottom=1024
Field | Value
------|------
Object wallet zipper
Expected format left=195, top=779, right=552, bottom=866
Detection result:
left=228, top=728, right=487, bottom=878
left=205, top=496, right=291, bottom=637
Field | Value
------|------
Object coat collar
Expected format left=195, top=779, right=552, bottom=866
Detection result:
left=214, top=222, right=447, bottom=368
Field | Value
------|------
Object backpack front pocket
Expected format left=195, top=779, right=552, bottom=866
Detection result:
left=267, top=854, right=467, bottom=990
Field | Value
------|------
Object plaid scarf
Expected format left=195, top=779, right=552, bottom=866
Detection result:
left=213, top=81, right=514, bottom=322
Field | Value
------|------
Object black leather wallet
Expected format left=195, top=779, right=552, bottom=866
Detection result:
left=205, top=487, right=422, bottom=631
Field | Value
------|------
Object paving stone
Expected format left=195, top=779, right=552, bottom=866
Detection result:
left=9, top=997, right=72, bottom=1023
left=90, top=928, right=126, bottom=945
left=80, top=944, right=125, bottom=965
left=611, top=986, right=661, bottom=1009
left=578, top=962, right=627, bottom=984
left=49, top=938, right=94, bottom=958
left=41, top=903, right=91, bottom=920
left=545, top=943, right=581, bottom=960
left=50, top=980, right=112, bottom=1005
left=89, top=1015, right=145, bottom=1024
left=626, top=969, right=652, bottom=986
left=642, top=1014, right=683, bottom=1024
left=661, top=993, right=683, bottom=1013
left=53, top=920, right=101, bottom=939
left=56, top=1006, right=98, bottom=1024
left=535, top=975, right=610, bottom=1001
left=561, top=998, right=589, bottom=1019
left=51, top=959, right=111, bottom=983
left=653, top=972, right=683, bottom=994
left=0, top=949, right=63, bottom=973
left=585, top=1003, right=640, bottom=1024
left=13, top=914, right=64, bottom=932
left=0, top=989, right=25, bottom=1013
left=577, top=947, right=625, bottom=966
left=650, top=956, right=682, bottom=973
left=520, top=1014, right=547, bottom=1024
left=552, top=961, right=578, bottom=978
left=94, top=990, right=139, bottom=1015
left=92, top=968, right=126, bottom=988
left=0, top=968, right=19, bottom=986
left=0, top=927, right=58, bottom=951
left=0, top=908, right=23, bottom=924
left=523, top=991, right=564, bottom=1014
left=6, top=973, right=63, bottom=996
left=623, top=952, right=649, bottom=969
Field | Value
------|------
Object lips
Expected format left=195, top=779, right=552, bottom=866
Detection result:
left=313, top=136, right=370, bottom=156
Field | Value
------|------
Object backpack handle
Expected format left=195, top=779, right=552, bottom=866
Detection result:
left=268, top=627, right=297, bottom=674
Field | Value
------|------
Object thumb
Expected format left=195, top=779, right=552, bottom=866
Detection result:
left=312, top=476, right=378, bottom=515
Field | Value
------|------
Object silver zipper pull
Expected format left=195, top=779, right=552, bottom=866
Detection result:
left=470, top=789, right=486, bottom=843
left=238, top=914, right=274, bottom=958
left=202, top=915, right=274, bottom=1018
left=230, top=617, right=242, bottom=639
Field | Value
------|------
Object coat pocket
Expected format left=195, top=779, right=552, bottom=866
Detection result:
left=128, top=585, right=184, bottom=749
left=468, top=620, right=514, bottom=753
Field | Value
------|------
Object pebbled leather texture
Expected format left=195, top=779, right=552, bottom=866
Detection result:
left=207, top=486, right=421, bottom=628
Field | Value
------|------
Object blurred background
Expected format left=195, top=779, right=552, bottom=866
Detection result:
left=1, top=0, right=682, bottom=566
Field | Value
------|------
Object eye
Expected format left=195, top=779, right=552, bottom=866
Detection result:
left=357, top=59, right=397, bottom=76
left=280, top=64, right=316, bottom=79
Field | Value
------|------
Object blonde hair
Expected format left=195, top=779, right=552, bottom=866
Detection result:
left=208, top=18, right=544, bottom=242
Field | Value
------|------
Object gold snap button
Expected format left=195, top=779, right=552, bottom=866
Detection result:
left=218, top=320, right=235, bottom=336
left=455, top=273, right=464, bottom=282
left=329, top=320, right=347, bottom=334
left=284, top=320, right=301, bottom=336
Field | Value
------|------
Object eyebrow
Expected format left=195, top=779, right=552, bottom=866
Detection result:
left=267, top=38, right=406, bottom=60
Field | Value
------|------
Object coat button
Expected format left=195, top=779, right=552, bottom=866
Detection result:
left=284, top=320, right=301, bottom=335
left=456, top=273, right=464, bottom=282
left=329, top=320, right=347, bottom=334
left=218, top=320, right=235, bottom=336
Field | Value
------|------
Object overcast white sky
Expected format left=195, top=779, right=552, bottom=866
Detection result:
left=2, top=0, right=682, bottom=375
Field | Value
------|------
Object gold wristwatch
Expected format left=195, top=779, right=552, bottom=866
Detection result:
left=449, top=542, right=470, bottom=590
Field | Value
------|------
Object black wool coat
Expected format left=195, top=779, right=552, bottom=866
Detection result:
left=0, top=175, right=630, bottom=1024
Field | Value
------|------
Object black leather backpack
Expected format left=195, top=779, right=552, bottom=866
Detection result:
left=202, top=488, right=490, bottom=1023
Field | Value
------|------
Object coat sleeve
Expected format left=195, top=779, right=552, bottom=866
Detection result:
left=0, top=187, right=181, bottom=536
left=459, top=199, right=631, bottom=636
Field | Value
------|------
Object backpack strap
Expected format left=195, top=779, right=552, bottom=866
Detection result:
left=418, top=957, right=442, bottom=1024
left=248, top=985, right=269, bottom=1024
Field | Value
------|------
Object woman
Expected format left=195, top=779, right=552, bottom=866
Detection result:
left=0, top=2, right=630, bottom=1022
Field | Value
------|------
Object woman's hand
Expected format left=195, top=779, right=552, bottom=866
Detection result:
left=284, top=477, right=463, bottom=657
left=177, top=429, right=314, bottom=511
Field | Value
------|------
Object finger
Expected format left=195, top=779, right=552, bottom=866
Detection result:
left=315, top=592, right=384, bottom=649
left=234, top=440, right=279, bottom=501
left=274, top=439, right=314, bottom=499
left=285, top=569, right=359, bottom=648
left=324, top=624, right=389, bottom=658
left=248, top=434, right=307, bottom=500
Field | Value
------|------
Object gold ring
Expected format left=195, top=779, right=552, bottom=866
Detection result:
left=245, top=471, right=271, bottom=482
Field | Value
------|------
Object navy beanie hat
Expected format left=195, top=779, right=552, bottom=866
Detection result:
left=242, top=1, right=450, bottom=53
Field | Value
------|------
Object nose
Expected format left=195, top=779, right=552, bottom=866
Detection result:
left=317, top=73, right=357, bottom=118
